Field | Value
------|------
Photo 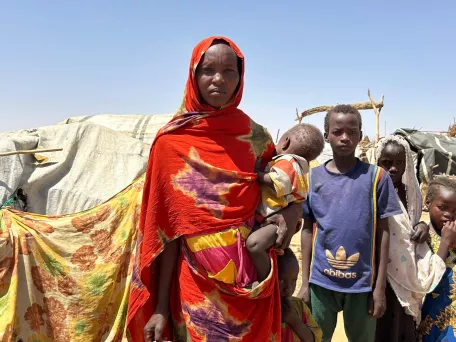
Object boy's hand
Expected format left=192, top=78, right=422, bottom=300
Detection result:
left=368, top=288, right=386, bottom=319
left=411, top=221, right=430, bottom=243
left=441, top=221, right=456, bottom=248
left=296, top=285, right=311, bottom=306
left=281, top=297, right=300, bottom=326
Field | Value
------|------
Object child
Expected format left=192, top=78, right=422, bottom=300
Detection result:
left=297, top=104, right=402, bottom=342
left=279, top=248, right=322, bottom=342
left=375, top=136, right=449, bottom=342
left=247, top=124, right=325, bottom=281
left=419, top=176, right=456, bottom=341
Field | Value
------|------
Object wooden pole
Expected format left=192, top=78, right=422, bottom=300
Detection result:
left=367, top=89, right=383, bottom=142
left=0, top=148, right=63, bottom=157
left=296, top=100, right=384, bottom=123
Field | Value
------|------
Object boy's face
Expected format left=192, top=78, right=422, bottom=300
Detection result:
left=279, top=264, right=299, bottom=298
left=428, top=187, right=456, bottom=231
left=325, top=112, right=362, bottom=157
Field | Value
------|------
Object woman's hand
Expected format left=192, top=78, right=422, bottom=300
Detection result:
left=144, top=313, right=168, bottom=342
left=265, top=202, right=303, bottom=249
left=411, top=221, right=430, bottom=243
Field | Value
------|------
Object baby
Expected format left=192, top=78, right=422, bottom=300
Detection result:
left=247, top=123, right=324, bottom=281
left=279, top=248, right=322, bottom=342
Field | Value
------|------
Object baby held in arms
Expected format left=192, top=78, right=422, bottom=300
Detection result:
left=247, top=123, right=325, bottom=282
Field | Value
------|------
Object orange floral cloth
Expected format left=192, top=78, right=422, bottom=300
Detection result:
left=126, top=36, right=281, bottom=341
left=0, top=175, right=144, bottom=342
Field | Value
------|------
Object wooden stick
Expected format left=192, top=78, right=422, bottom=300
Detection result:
left=367, top=89, right=381, bottom=142
left=296, top=100, right=384, bottom=122
left=275, top=129, right=280, bottom=143
left=0, top=148, right=63, bottom=157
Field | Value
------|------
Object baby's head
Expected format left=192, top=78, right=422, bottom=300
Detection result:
left=278, top=248, right=300, bottom=298
left=276, top=123, right=324, bottom=161
left=426, top=176, right=456, bottom=233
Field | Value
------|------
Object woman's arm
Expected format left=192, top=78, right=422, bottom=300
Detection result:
left=155, top=239, right=179, bottom=313
left=144, top=239, right=179, bottom=342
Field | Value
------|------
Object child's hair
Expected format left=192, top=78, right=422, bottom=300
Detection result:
left=426, top=176, right=456, bottom=203
left=277, top=248, right=299, bottom=272
left=324, top=104, right=363, bottom=133
left=287, top=123, right=325, bottom=161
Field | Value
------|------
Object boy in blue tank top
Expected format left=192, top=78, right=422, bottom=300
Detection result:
left=297, top=105, right=402, bottom=342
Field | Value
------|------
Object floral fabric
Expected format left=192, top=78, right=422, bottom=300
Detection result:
left=0, top=176, right=144, bottom=342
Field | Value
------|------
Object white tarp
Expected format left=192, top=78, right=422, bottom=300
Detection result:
left=0, top=122, right=154, bottom=215
left=59, top=114, right=173, bottom=145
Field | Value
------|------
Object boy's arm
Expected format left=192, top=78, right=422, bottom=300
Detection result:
left=297, top=219, right=313, bottom=304
left=370, top=217, right=389, bottom=319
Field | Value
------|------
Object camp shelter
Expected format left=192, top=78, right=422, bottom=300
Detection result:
left=0, top=114, right=172, bottom=215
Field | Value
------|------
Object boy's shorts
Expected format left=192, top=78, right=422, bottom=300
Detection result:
left=310, top=284, right=376, bottom=342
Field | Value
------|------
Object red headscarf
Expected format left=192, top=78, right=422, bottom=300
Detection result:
left=177, top=36, right=244, bottom=114
left=127, top=36, right=279, bottom=342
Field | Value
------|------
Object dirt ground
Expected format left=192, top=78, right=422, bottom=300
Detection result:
left=290, top=212, right=431, bottom=341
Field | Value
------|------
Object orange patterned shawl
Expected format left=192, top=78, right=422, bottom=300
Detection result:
left=126, top=37, right=281, bottom=341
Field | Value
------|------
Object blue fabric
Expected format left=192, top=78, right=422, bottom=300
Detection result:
left=421, top=247, right=456, bottom=341
left=303, top=160, right=401, bottom=293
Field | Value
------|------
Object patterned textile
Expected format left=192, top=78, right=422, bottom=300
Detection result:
left=419, top=229, right=456, bottom=341
left=375, top=135, right=446, bottom=319
left=257, top=154, right=309, bottom=220
left=126, top=36, right=280, bottom=342
left=0, top=175, right=144, bottom=342
left=281, top=297, right=322, bottom=342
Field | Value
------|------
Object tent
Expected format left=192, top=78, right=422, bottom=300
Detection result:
left=0, top=114, right=172, bottom=215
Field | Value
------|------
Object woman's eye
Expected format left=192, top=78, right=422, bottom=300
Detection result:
left=202, top=68, right=214, bottom=74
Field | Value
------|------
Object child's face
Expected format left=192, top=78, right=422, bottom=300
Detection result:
left=278, top=265, right=299, bottom=298
left=325, top=113, right=362, bottom=157
left=378, top=144, right=406, bottom=186
left=428, top=187, right=456, bottom=232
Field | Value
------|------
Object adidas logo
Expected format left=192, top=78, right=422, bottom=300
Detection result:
left=325, top=246, right=360, bottom=270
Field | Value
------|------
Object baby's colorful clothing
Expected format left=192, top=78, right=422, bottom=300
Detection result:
left=257, top=154, right=309, bottom=221
left=419, top=229, right=456, bottom=341
left=281, top=297, right=322, bottom=342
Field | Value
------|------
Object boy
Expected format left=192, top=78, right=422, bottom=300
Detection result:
left=279, top=248, right=322, bottom=342
left=247, top=124, right=325, bottom=281
left=419, top=176, right=456, bottom=341
left=297, top=105, right=402, bottom=342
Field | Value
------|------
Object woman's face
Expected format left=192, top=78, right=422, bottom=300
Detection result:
left=378, top=143, right=406, bottom=185
left=196, top=43, right=240, bottom=108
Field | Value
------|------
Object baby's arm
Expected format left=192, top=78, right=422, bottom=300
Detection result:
left=246, top=224, right=279, bottom=281
left=257, top=171, right=274, bottom=186
left=255, top=157, right=274, bottom=186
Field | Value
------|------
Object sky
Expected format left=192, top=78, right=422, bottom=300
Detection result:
left=1, top=1, right=455, bottom=139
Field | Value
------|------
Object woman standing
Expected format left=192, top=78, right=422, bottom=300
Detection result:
left=127, top=37, right=302, bottom=342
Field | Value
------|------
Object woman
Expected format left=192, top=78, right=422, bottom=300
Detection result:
left=375, top=135, right=446, bottom=342
left=126, top=37, right=302, bottom=342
